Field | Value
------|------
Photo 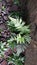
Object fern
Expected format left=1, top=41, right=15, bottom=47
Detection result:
left=7, top=16, right=31, bottom=45
left=7, top=16, right=30, bottom=34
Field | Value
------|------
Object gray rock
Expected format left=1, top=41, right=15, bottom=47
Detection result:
left=25, top=40, right=37, bottom=65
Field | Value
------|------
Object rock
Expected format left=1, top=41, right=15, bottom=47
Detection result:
left=12, top=5, right=18, bottom=12
left=4, top=48, right=13, bottom=59
left=25, top=40, right=37, bottom=65
left=6, top=0, right=13, bottom=3
left=0, top=57, right=3, bottom=63
left=27, top=0, right=37, bottom=23
left=0, top=2, right=2, bottom=13
left=1, top=60, right=8, bottom=65
left=0, top=23, right=6, bottom=30
left=8, top=63, right=12, bottom=65
left=27, top=0, right=37, bottom=41
left=0, top=57, right=8, bottom=65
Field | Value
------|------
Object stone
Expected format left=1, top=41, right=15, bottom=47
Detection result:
left=27, top=0, right=37, bottom=23
left=1, top=60, right=8, bottom=65
left=25, top=40, right=37, bottom=65
left=0, top=2, right=2, bottom=14
left=4, top=48, right=13, bottom=59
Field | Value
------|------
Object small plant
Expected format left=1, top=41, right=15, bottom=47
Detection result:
left=7, top=16, right=30, bottom=34
left=6, top=17, right=31, bottom=65
left=6, top=16, right=31, bottom=57
left=0, top=16, right=31, bottom=65
left=7, top=16, right=31, bottom=44
left=0, top=0, right=31, bottom=65
left=0, top=42, right=7, bottom=57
